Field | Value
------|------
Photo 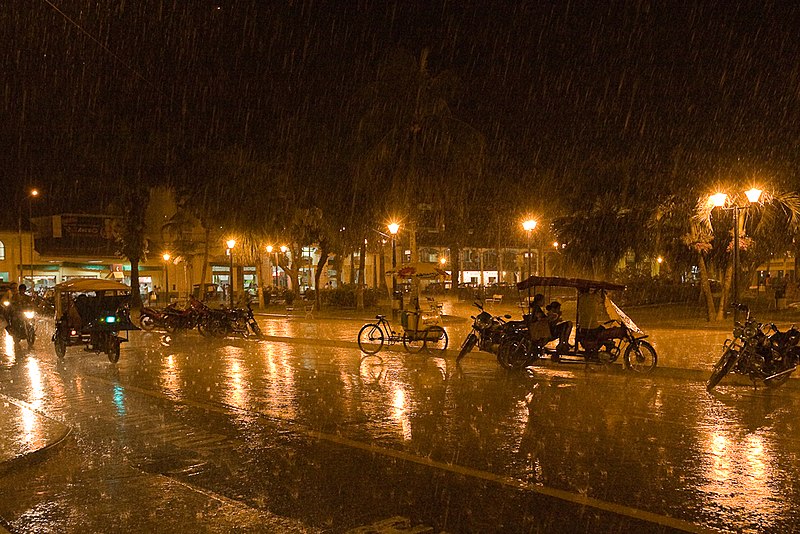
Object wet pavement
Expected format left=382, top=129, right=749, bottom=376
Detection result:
left=1, top=302, right=799, bottom=533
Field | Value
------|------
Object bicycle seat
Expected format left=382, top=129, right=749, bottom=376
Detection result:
left=375, top=315, right=385, bottom=320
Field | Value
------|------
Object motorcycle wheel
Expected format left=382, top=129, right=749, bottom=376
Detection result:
left=107, top=337, right=121, bottom=363
left=139, top=314, right=156, bottom=331
left=707, top=347, right=738, bottom=391
left=54, top=336, right=67, bottom=359
left=623, top=340, right=657, bottom=374
left=162, top=317, right=176, bottom=334
left=358, top=323, right=385, bottom=354
left=499, top=336, right=532, bottom=370
left=457, top=333, right=478, bottom=362
left=27, top=325, right=36, bottom=349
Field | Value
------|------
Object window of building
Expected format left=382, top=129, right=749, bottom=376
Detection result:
left=0, top=240, right=4, bottom=260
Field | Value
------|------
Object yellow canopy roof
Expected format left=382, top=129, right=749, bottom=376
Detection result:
left=54, top=279, right=131, bottom=293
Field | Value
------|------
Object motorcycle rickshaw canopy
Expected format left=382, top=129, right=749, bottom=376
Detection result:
left=54, top=278, right=132, bottom=319
left=516, top=275, right=625, bottom=292
left=515, top=275, right=642, bottom=335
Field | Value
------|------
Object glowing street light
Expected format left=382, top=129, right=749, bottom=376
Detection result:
left=162, top=253, right=171, bottom=305
left=388, top=223, right=400, bottom=317
left=709, top=187, right=763, bottom=321
left=226, top=239, right=236, bottom=307
left=522, top=219, right=537, bottom=301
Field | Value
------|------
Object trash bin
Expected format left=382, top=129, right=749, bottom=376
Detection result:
left=775, top=286, right=787, bottom=310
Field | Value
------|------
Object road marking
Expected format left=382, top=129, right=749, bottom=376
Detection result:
left=81, top=375, right=714, bottom=534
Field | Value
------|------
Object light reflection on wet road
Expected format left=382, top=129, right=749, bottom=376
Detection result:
left=1, top=320, right=800, bottom=533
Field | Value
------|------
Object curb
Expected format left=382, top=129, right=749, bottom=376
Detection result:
left=0, top=396, right=73, bottom=478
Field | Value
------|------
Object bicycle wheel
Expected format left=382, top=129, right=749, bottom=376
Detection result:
left=403, top=331, right=425, bottom=353
left=358, top=323, right=385, bottom=354
left=424, top=326, right=448, bottom=354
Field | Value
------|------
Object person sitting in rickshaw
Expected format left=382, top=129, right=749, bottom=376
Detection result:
left=529, top=293, right=547, bottom=320
left=546, top=301, right=573, bottom=351
left=576, top=288, right=626, bottom=351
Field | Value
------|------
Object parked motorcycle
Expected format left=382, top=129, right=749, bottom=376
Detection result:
left=707, top=304, right=800, bottom=391
left=197, top=303, right=262, bottom=339
left=456, top=301, right=512, bottom=362
left=2, top=300, right=36, bottom=349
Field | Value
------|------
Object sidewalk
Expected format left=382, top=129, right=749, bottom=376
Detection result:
left=0, top=395, right=71, bottom=477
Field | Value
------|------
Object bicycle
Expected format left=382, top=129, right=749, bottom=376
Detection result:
left=357, top=311, right=448, bottom=355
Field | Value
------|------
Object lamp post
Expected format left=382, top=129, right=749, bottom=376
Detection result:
left=710, top=187, right=762, bottom=322
left=522, top=219, right=537, bottom=301
left=266, top=245, right=276, bottom=287
left=388, top=223, right=400, bottom=317
left=28, top=189, right=39, bottom=289
left=226, top=239, right=236, bottom=307
left=162, top=253, right=171, bottom=305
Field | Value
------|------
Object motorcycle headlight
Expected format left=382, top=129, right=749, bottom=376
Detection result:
left=2, top=300, right=9, bottom=307
left=744, top=324, right=758, bottom=340
left=23, top=310, right=35, bottom=320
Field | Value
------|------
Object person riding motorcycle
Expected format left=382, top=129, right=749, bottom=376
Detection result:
left=4, top=284, right=34, bottom=338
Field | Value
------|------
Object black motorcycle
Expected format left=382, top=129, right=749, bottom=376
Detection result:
left=707, top=304, right=800, bottom=391
left=456, top=302, right=512, bottom=362
left=3, top=301, right=36, bottom=350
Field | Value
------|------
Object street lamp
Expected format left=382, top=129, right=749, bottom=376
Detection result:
left=522, top=219, right=537, bottom=301
left=709, top=187, right=762, bottom=321
left=28, top=189, right=39, bottom=288
left=162, top=253, right=171, bottom=305
left=388, top=223, right=400, bottom=317
left=226, top=239, right=236, bottom=307
left=18, top=189, right=39, bottom=285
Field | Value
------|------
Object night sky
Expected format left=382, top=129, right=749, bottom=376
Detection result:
left=3, top=0, right=800, bottom=226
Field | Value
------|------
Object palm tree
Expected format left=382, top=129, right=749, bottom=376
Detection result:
left=694, top=189, right=800, bottom=321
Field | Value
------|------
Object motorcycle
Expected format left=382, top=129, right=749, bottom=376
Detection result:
left=456, top=301, right=512, bottom=362
left=2, top=300, right=36, bottom=349
left=140, top=297, right=208, bottom=333
left=197, top=303, right=262, bottom=339
left=707, top=304, right=800, bottom=391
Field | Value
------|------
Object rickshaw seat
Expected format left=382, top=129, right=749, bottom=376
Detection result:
left=528, top=317, right=553, bottom=342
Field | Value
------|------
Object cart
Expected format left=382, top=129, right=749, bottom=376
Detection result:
left=357, top=308, right=448, bottom=355
left=499, top=276, right=657, bottom=373
left=52, top=279, right=139, bottom=363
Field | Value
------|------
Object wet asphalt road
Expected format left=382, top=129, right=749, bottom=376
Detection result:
left=1, top=318, right=800, bottom=533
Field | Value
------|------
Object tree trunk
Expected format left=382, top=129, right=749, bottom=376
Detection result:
left=200, top=227, right=210, bottom=286
left=716, top=261, right=734, bottom=322
left=129, top=259, right=143, bottom=309
left=255, top=252, right=265, bottom=308
left=356, top=237, right=367, bottom=310
left=314, top=245, right=329, bottom=311
left=449, top=244, right=461, bottom=292
left=698, top=254, right=716, bottom=322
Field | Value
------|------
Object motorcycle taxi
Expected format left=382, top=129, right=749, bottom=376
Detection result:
left=52, top=279, right=139, bottom=363
left=499, top=276, right=657, bottom=374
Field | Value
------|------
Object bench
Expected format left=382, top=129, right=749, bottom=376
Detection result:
left=485, top=294, right=503, bottom=304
